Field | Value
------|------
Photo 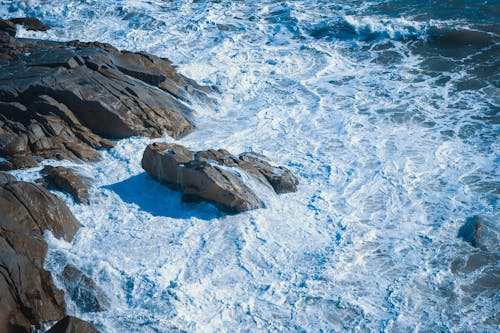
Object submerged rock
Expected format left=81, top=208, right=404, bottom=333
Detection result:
left=61, top=265, right=110, bottom=313
left=0, top=176, right=81, bottom=332
left=46, top=316, right=101, bottom=333
left=458, top=216, right=483, bottom=247
left=142, top=143, right=298, bottom=213
left=0, top=23, right=214, bottom=170
left=43, top=165, right=90, bottom=204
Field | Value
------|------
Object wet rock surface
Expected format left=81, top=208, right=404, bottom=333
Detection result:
left=61, top=265, right=110, bottom=313
left=46, top=316, right=101, bottom=333
left=142, top=143, right=298, bottom=213
left=0, top=21, right=214, bottom=170
left=43, top=165, right=90, bottom=204
left=0, top=175, right=81, bottom=332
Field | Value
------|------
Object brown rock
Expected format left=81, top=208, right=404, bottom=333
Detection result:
left=181, top=160, right=265, bottom=213
left=46, top=316, right=101, bottom=333
left=10, top=17, right=49, bottom=32
left=43, top=165, right=90, bottom=204
left=142, top=143, right=298, bottom=213
left=239, top=152, right=298, bottom=193
left=0, top=180, right=81, bottom=332
left=141, top=142, right=193, bottom=190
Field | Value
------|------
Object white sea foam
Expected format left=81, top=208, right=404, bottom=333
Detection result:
left=2, top=0, right=498, bottom=332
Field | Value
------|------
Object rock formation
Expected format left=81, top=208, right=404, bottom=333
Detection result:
left=142, top=143, right=298, bottom=213
left=0, top=19, right=214, bottom=170
left=0, top=173, right=82, bottom=332
left=43, top=165, right=90, bottom=204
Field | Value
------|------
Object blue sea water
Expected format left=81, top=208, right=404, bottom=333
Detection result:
left=1, top=1, right=499, bottom=332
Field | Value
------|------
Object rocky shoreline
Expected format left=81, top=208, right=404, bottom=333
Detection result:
left=0, top=17, right=298, bottom=332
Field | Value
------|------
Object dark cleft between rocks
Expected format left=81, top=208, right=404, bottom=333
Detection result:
left=142, top=143, right=298, bottom=213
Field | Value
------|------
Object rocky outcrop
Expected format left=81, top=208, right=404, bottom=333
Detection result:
left=46, top=316, right=101, bottom=333
left=61, top=265, right=110, bottom=313
left=0, top=175, right=82, bottom=332
left=142, top=143, right=298, bottom=213
left=43, top=166, right=90, bottom=204
left=0, top=17, right=49, bottom=36
left=9, top=17, right=50, bottom=32
left=0, top=173, right=100, bottom=332
left=0, top=22, right=215, bottom=170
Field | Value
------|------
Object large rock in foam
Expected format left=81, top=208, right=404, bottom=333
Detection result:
left=142, top=143, right=298, bottom=213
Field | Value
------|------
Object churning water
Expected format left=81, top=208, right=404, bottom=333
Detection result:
left=2, top=0, right=499, bottom=332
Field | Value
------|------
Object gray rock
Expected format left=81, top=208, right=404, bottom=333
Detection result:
left=0, top=31, right=213, bottom=170
left=0, top=171, right=16, bottom=184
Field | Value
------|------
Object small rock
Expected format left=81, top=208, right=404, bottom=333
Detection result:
left=458, top=216, right=483, bottom=247
left=46, top=316, right=101, bottom=333
left=42, top=166, right=90, bottom=204
left=10, top=17, right=49, bottom=32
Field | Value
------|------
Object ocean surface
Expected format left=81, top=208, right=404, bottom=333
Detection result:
left=2, top=0, right=499, bottom=332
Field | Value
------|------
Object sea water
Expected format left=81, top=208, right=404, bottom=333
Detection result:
left=1, top=1, right=498, bottom=332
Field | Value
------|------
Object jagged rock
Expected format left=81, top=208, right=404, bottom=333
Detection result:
left=61, top=265, right=110, bottom=313
left=43, top=165, right=90, bottom=204
left=10, top=17, right=49, bottom=32
left=0, top=177, right=82, bottom=332
left=142, top=143, right=298, bottom=213
left=46, top=316, right=101, bottom=333
left=0, top=28, right=214, bottom=170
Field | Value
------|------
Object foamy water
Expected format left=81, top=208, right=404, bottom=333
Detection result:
left=2, top=0, right=499, bottom=332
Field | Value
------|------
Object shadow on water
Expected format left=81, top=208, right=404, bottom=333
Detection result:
left=103, top=172, right=224, bottom=220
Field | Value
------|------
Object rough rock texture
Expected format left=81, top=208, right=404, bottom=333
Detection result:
left=0, top=171, right=16, bottom=184
left=0, top=23, right=214, bottom=170
left=0, top=176, right=82, bottom=332
left=46, top=316, right=101, bottom=333
left=61, top=265, right=110, bottom=313
left=43, top=165, right=90, bottom=204
left=142, top=143, right=298, bottom=213
left=10, top=17, right=50, bottom=31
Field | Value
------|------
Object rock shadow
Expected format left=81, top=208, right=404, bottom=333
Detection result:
left=103, top=172, right=224, bottom=220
